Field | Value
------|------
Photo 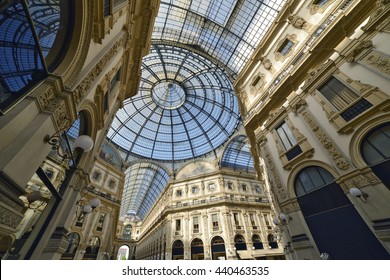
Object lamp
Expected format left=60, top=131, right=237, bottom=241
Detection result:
left=73, top=135, right=94, bottom=152
left=25, top=190, right=47, bottom=209
left=44, top=129, right=94, bottom=160
left=320, top=252, right=329, bottom=260
left=75, top=188, right=101, bottom=219
left=349, top=187, right=368, bottom=203
left=273, top=213, right=292, bottom=226
left=279, top=213, right=292, bottom=224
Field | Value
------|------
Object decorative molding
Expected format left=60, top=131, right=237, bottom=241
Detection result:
left=287, top=14, right=311, bottom=30
left=301, top=60, right=336, bottom=93
left=73, top=36, right=125, bottom=106
left=361, top=51, right=390, bottom=76
left=249, top=74, right=266, bottom=96
left=261, top=57, right=274, bottom=73
left=260, top=145, right=288, bottom=201
left=280, top=199, right=300, bottom=214
left=338, top=169, right=381, bottom=192
left=362, top=0, right=390, bottom=31
left=300, top=109, right=350, bottom=171
left=0, top=204, right=24, bottom=229
left=308, top=0, right=336, bottom=15
left=345, top=40, right=373, bottom=62
left=274, top=34, right=298, bottom=62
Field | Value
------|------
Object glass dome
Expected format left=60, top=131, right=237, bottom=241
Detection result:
left=108, top=44, right=240, bottom=161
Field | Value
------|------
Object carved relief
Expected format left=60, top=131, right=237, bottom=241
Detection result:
left=38, top=88, right=57, bottom=110
left=361, top=51, right=390, bottom=76
left=73, top=36, right=124, bottom=106
left=0, top=205, right=24, bottom=229
left=260, top=145, right=288, bottom=201
left=363, top=0, right=390, bottom=31
left=287, top=14, right=311, bottom=30
left=292, top=99, right=308, bottom=114
left=281, top=200, right=300, bottom=214
left=300, top=109, right=350, bottom=170
left=46, top=98, right=71, bottom=131
left=345, top=40, right=373, bottom=62
left=341, top=172, right=381, bottom=189
left=261, top=58, right=274, bottom=73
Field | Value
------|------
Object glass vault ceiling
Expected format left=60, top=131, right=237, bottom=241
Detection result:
left=120, top=162, right=170, bottom=220
left=152, top=0, right=286, bottom=75
left=221, top=135, right=255, bottom=172
left=108, top=44, right=240, bottom=161
left=109, top=0, right=288, bottom=219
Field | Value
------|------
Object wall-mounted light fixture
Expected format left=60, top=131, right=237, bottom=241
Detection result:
left=75, top=193, right=101, bottom=220
left=349, top=187, right=368, bottom=203
left=320, top=252, right=329, bottom=260
left=273, top=212, right=292, bottom=226
left=44, top=129, right=94, bottom=160
left=25, top=190, right=47, bottom=209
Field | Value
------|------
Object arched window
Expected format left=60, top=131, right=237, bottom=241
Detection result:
left=294, top=166, right=389, bottom=259
left=234, top=234, right=247, bottom=251
left=84, top=236, right=100, bottom=259
left=361, top=123, right=390, bottom=189
left=172, top=240, right=184, bottom=260
left=0, top=1, right=74, bottom=113
left=267, top=234, right=278, bottom=249
left=295, top=166, right=334, bottom=197
left=211, top=236, right=226, bottom=260
left=191, top=238, right=204, bottom=260
left=252, top=234, right=263, bottom=250
left=123, top=224, right=132, bottom=239
left=61, top=232, right=79, bottom=259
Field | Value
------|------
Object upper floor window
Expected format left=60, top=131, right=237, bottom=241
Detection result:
left=233, top=213, right=240, bottom=226
left=242, top=184, right=247, bottom=192
left=209, top=183, right=215, bottom=191
left=212, top=214, right=219, bottom=231
left=193, top=216, right=199, bottom=233
left=45, top=168, right=54, bottom=180
left=278, top=39, right=294, bottom=56
left=227, top=182, right=233, bottom=190
left=104, top=0, right=111, bottom=17
left=175, top=219, right=181, bottom=231
left=318, top=76, right=372, bottom=121
left=96, top=213, right=106, bottom=231
left=92, top=171, right=101, bottom=181
left=110, top=67, right=121, bottom=93
left=361, top=123, right=390, bottom=166
left=191, top=186, right=199, bottom=194
left=176, top=189, right=182, bottom=197
left=313, top=0, right=329, bottom=5
left=276, top=122, right=297, bottom=150
left=249, top=213, right=256, bottom=226
left=108, top=179, right=116, bottom=189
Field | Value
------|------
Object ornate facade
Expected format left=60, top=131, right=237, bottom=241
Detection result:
left=235, top=0, right=390, bottom=259
left=0, top=0, right=389, bottom=261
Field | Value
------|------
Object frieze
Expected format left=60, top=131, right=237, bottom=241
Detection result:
left=345, top=40, right=373, bottom=62
left=361, top=51, right=390, bottom=76
left=261, top=146, right=287, bottom=200
left=300, top=110, right=350, bottom=171
left=73, top=37, right=125, bottom=106
left=0, top=205, right=24, bottom=229
left=341, top=172, right=381, bottom=189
